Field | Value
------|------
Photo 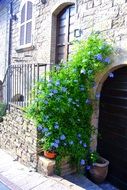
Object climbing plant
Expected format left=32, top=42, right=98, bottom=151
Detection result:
left=26, top=33, right=113, bottom=173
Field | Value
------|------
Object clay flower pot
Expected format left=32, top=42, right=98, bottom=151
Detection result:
left=44, top=151, right=57, bottom=159
left=89, top=157, right=109, bottom=184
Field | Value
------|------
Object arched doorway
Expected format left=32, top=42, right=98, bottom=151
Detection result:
left=97, top=67, right=127, bottom=190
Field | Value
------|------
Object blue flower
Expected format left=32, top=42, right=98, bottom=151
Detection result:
left=80, top=87, right=85, bottom=91
left=85, top=99, right=91, bottom=104
left=43, top=115, right=49, bottom=122
left=43, top=128, right=49, bottom=133
left=37, top=125, right=43, bottom=131
left=108, top=72, right=114, bottom=78
left=44, top=100, right=48, bottom=105
left=56, top=80, right=60, bottom=86
left=52, top=89, right=58, bottom=94
left=83, top=143, right=87, bottom=148
left=51, top=142, right=59, bottom=148
left=68, top=98, right=72, bottom=102
left=55, top=139, right=60, bottom=144
left=88, top=70, right=93, bottom=74
left=80, top=159, right=85, bottom=165
left=54, top=123, right=59, bottom=129
left=49, top=92, right=54, bottom=97
left=86, top=165, right=91, bottom=170
left=45, top=132, right=52, bottom=137
left=95, top=54, right=103, bottom=61
left=77, top=134, right=81, bottom=138
left=104, top=57, right=111, bottom=64
left=64, top=143, right=67, bottom=146
left=60, top=134, right=66, bottom=140
left=69, top=141, right=74, bottom=145
left=79, top=140, right=82, bottom=144
left=56, top=65, right=60, bottom=70
left=80, top=69, right=86, bottom=74
left=48, top=79, right=52, bottom=83
left=95, top=93, right=100, bottom=100
left=74, top=80, right=78, bottom=83
left=61, top=87, right=67, bottom=92
left=47, top=83, right=52, bottom=87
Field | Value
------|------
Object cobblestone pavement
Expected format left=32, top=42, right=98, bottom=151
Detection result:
left=0, top=149, right=102, bottom=190
left=99, top=182, right=120, bottom=190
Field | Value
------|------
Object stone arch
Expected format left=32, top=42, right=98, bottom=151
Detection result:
left=91, top=61, right=127, bottom=151
left=50, top=0, right=76, bottom=64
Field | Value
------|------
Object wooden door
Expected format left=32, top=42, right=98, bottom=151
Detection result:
left=56, top=5, right=75, bottom=63
left=98, top=67, right=127, bottom=190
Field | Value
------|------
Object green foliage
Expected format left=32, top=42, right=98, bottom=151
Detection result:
left=26, top=33, right=113, bottom=171
left=0, top=102, right=6, bottom=117
left=88, top=151, right=100, bottom=165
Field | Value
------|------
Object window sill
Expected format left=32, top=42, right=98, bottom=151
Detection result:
left=15, top=45, right=35, bottom=53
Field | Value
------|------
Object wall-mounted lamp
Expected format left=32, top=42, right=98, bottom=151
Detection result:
left=10, top=14, right=17, bottom=21
left=74, top=29, right=82, bottom=38
left=41, top=0, right=47, bottom=4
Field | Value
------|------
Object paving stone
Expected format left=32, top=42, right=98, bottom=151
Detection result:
left=0, top=150, right=103, bottom=190
left=0, top=182, right=10, bottom=190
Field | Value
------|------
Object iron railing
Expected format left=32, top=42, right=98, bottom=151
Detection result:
left=2, top=63, right=49, bottom=107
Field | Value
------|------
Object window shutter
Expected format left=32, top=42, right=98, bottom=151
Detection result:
left=27, top=1, right=32, bottom=20
left=20, top=25, right=25, bottom=45
left=20, top=1, right=33, bottom=46
left=26, top=22, right=32, bottom=44
left=21, top=4, right=25, bottom=24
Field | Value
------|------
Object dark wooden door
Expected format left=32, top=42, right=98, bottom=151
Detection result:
left=56, top=5, right=75, bottom=63
left=98, top=67, right=127, bottom=190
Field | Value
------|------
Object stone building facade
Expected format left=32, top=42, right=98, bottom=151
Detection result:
left=9, top=0, right=127, bottom=146
left=1, top=0, right=127, bottom=187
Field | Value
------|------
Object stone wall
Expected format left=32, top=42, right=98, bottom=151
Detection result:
left=11, top=0, right=127, bottom=67
left=0, top=104, right=37, bottom=169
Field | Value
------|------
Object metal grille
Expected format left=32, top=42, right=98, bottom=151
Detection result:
left=2, top=63, right=48, bottom=107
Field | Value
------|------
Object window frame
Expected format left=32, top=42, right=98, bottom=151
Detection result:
left=18, top=0, right=35, bottom=50
left=55, top=5, right=75, bottom=64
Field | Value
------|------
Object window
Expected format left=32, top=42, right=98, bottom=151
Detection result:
left=56, top=5, right=75, bottom=63
left=20, top=1, right=33, bottom=46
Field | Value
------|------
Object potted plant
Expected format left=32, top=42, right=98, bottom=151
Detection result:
left=88, top=152, right=109, bottom=184
left=44, top=150, right=57, bottom=159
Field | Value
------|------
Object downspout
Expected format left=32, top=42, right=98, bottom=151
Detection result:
left=8, top=1, right=13, bottom=66
left=6, top=1, right=13, bottom=106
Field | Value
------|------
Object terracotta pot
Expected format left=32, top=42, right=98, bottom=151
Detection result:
left=89, top=157, right=109, bottom=184
left=44, top=151, right=56, bottom=159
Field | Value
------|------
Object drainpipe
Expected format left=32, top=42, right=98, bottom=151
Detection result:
left=6, top=1, right=13, bottom=107
left=8, top=1, right=13, bottom=66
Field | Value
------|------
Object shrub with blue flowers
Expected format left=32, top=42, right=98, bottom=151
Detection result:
left=26, top=33, right=113, bottom=173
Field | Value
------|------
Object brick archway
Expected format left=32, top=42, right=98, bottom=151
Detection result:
left=91, top=62, right=127, bottom=151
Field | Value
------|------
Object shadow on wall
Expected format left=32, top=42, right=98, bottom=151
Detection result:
left=0, top=80, right=3, bottom=102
